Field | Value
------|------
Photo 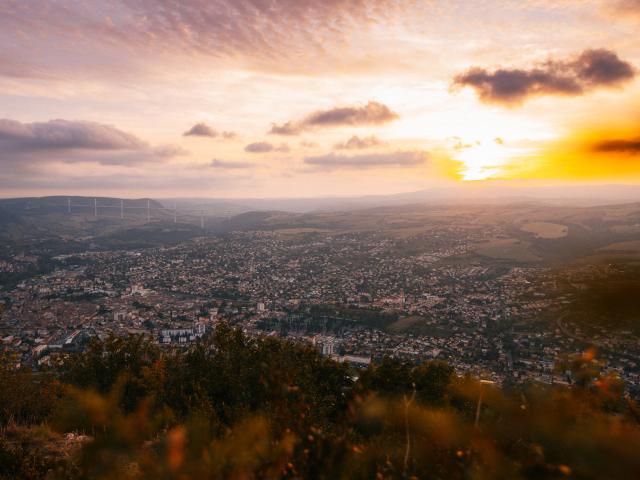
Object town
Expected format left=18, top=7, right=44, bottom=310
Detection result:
left=2, top=226, right=638, bottom=395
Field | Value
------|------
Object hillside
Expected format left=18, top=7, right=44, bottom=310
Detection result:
left=2, top=196, right=640, bottom=267
left=0, top=196, right=204, bottom=254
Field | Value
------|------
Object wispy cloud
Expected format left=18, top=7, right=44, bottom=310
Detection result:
left=210, top=159, right=254, bottom=169
left=304, top=151, right=428, bottom=169
left=270, top=101, right=399, bottom=135
left=244, top=142, right=290, bottom=153
left=0, top=0, right=410, bottom=79
left=334, top=135, right=386, bottom=150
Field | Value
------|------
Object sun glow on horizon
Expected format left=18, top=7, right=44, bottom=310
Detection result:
left=454, top=138, right=537, bottom=181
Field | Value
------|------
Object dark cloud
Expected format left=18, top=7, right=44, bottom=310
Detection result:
left=575, top=49, right=636, bottom=86
left=270, top=122, right=301, bottom=136
left=592, top=138, right=640, bottom=154
left=305, top=101, right=398, bottom=127
left=270, top=101, right=399, bottom=135
left=453, top=67, right=582, bottom=104
left=245, top=142, right=273, bottom=153
left=334, top=135, right=386, bottom=150
left=0, top=118, right=183, bottom=167
left=453, top=49, right=635, bottom=105
left=210, top=159, right=254, bottom=168
left=0, top=118, right=147, bottom=151
left=183, top=122, right=237, bottom=139
left=244, top=142, right=289, bottom=153
left=184, top=122, right=218, bottom=137
left=304, top=151, right=428, bottom=169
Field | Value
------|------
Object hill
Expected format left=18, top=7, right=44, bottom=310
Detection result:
left=0, top=196, right=205, bottom=255
left=2, top=196, right=640, bottom=267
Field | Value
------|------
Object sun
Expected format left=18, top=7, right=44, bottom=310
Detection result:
left=455, top=139, right=532, bottom=181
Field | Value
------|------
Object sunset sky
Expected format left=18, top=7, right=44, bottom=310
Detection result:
left=2, top=0, right=640, bottom=198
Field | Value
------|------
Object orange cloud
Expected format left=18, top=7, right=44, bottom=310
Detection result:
left=497, top=125, right=640, bottom=181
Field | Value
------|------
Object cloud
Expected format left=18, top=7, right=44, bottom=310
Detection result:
left=0, top=118, right=183, bottom=167
left=269, top=101, right=399, bottom=135
left=210, top=159, right=254, bottom=169
left=270, top=122, right=301, bottom=135
left=610, top=0, right=640, bottom=17
left=0, top=118, right=147, bottom=151
left=577, top=49, right=636, bottom=86
left=448, top=137, right=480, bottom=151
left=184, top=122, right=217, bottom=137
left=183, top=122, right=238, bottom=139
left=221, top=131, right=239, bottom=140
left=154, top=145, right=190, bottom=157
left=334, top=135, right=386, bottom=150
left=305, top=101, right=398, bottom=127
left=244, top=142, right=290, bottom=153
left=592, top=138, right=640, bottom=154
left=453, top=49, right=635, bottom=105
left=304, top=151, right=428, bottom=169
left=0, top=54, right=50, bottom=79
left=0, top=1, right=411, bottom=79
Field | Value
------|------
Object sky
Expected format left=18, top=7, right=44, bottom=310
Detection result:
left=1, top=0, right=640, bottom=198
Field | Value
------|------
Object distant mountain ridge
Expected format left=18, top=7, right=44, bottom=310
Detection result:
left=4, top=185, right=640, bottom=217
left=1, top=194, right=640, bottom=262
left=0, top=196, right=170, bottom=250
left=158, top=184, right=640, bottom=214
left=0, top=196, right=163, bottom=214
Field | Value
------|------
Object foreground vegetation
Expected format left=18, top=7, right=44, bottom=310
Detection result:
left=1, top=324, right=639, bottom=479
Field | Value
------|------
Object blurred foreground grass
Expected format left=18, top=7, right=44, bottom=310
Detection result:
left=1, top=325, right=640, bottom=479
